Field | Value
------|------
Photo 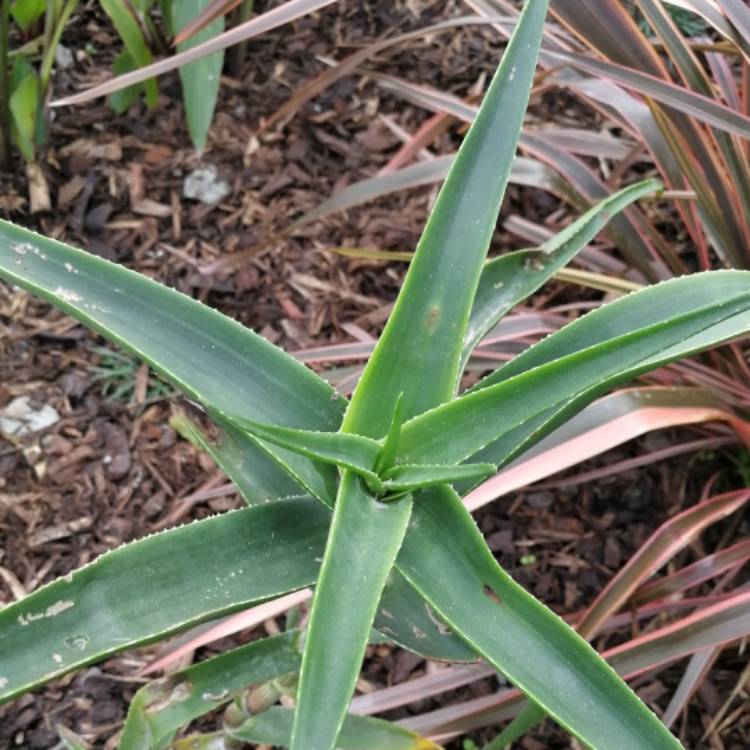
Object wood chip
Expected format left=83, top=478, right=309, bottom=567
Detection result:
left=27, top=516, right=92, bottom=547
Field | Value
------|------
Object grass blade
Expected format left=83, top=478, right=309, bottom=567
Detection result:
left=550, top=48, right=750, bottom=139
left=53, top=0, right=339, bottom=106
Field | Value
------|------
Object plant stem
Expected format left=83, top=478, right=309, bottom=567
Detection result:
left=39, top=0, right=79, bottom=94
left=0, top=0, right=10, bottom=168
left=228, top=0, right=253, bottom=78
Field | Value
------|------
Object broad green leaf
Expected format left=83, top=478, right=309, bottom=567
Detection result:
left=99, top=0, right=158, bottom=107
left=395, top=486, right=683, bottom=749
left=290, top=474, right=412, bottom=750
left=0, top=497, right=327, bottom=704
left=10, top=0, right=45, bottom=30
left=461, top=178, right=662, bottom=368
left=398, top=274, right=750, bottom=467
left=373, top=572, right=475, bottom=662
left=119, top=632, right=301, bottom=750
left=408, top=587, right=750, bottom=740
left=9, top=59, right=38, bottom=162
left=291, top=3, right=550, bottom=748
left=343, top=0, right=550, bottom=434
left=231, top=706, right=440, bottom=750
left=173, top=0, right=225, bottom=152
left=0, top=219, right=345, bottom=505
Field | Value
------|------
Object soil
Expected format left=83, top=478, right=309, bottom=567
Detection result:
left=0, top=2, right=748, bottom=749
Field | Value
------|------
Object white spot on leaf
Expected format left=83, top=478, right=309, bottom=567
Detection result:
left=53, top=287, right=82, bottom=303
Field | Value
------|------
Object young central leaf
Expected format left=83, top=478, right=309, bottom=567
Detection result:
left=290, top=3, right=552, bottom=750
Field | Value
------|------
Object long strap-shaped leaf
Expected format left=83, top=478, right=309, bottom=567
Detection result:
left=227, top=413, right=382, bottom=481
left=343, top=0, right=548, bottom=432
left=290, top=473, right=412, bottom=750
left=289, top=4, right=549, bottom=749
left=172, top=411, right=303, bottom=504
left=548, top=48, right=750, bottom=140
left=395, top=486, right=684, bottom=749
left=397, top=275, right=750, bottom=467
left=0, top=220, right=346, bottom=507
left=0, top=498, right=328, bottom=704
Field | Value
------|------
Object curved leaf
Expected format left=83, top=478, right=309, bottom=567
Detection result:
left=0, top=498, right=328, bottom=704
left=461, top=178, right=662, bottom=367
left=0, top=219, right=345, bottom=506
left=395, top=486, right=683, bottom=749
left=398, top=274, right=750, bottom=467
left=120, top=632, right=301, bottom=750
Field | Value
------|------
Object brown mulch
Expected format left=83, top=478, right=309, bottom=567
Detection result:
left=1, top=1, right=748, bottom=748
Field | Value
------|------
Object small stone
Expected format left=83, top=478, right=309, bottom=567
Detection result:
left=182, top=165, right=231, bottom=205
left=55, top=45, right=74, bottom=70
left=0, top=397, right=59, bottom=438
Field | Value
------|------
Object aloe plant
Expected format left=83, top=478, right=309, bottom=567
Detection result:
left=2, top=1, right=750, bottom=747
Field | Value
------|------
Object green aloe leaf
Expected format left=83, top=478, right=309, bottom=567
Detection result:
left=8, top=58, right=39, bottom=163
left=290, top=2, right=550, bottom=748
left=0, top=219, right=474, bottom=672
left=109, top=51, right=147, bottom=115
left=0, top=219, right=345, bottom=506
left=291, top=474, right=412, bottom=750
left=173, top=0, right=225, bottom=152
left=395, top=486, right=683, bottom=749
left=397, top=274, right=750, bottom=467
left=344, top=0, right=549, bottom=433
left=461, top=178, right=662, bottom=368
left=0, top=498, right=328, bottom=704
left=10, top=0, right=45, bottom=30
left=119, top=632, right=301, bottom=750
left=230, top=706, right=440, bottom=750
